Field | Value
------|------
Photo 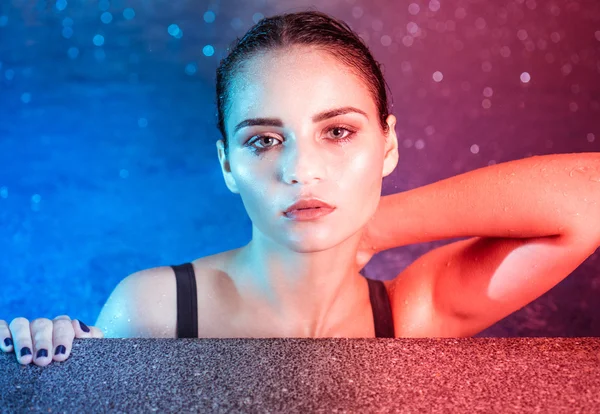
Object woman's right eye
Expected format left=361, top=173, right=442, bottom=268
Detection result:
left=249, top=135, right=282, bottom=150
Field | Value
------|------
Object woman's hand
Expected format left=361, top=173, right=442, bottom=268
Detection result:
left=0, top=315, right=104, bottom=366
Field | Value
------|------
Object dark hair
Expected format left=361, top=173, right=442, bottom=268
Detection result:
left=215, top=9, right=394, bottom=159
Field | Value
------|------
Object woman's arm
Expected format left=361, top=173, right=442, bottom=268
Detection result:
left=370, top=152, right=600, bottom=251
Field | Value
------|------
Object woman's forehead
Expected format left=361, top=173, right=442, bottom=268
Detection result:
left=228, top=50, right=375, bottom=122
left=239, top=47, right=358, bottom=87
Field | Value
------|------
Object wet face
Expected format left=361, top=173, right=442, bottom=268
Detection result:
left=217, top=46, right=398, bottom=252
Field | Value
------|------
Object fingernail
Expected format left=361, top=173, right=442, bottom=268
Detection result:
left=79, top=320, right=90, bottom=333
left=36, top=349, right=48, bottom=359
left=3, top=338, right=12, bottom=347
left=20, top=347, right=31, bottom=357
left=55, top=345, right=66, bottom=355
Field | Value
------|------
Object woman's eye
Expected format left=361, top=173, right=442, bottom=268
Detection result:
left=248, top=125, right=356, bottom=151
left=251, top=136, right=281, bottom=149
left=329, top=126, right=352, bottom=139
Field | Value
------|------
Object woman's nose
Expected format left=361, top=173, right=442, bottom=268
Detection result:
left=280, top=144, right=326, bottom=184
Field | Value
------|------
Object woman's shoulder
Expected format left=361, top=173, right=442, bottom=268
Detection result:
left=105, top=252, right=236, bottom=338
left=94, top=265, right=177, bottom=338
left=127, top=249, right=236, bottom=297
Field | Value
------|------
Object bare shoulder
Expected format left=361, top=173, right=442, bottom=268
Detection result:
left=96, top=251, right=236, bottom=338
left=94, top=265, right=180, bottom=338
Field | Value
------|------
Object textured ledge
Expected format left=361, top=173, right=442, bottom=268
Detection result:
left=1, top=337, right=599, bottom=413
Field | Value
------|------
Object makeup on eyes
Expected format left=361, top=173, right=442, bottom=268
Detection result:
left=245, top=124, right=358, bottom=153
left=234, top=106, right=369, bottom=135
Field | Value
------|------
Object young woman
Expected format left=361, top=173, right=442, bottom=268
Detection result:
left=2, top=10, right=599, bottom=367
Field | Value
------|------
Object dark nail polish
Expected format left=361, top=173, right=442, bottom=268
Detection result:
left=4, top=338, right=13, bottom=347
left=79, top=320, right=90, bottom=333
left=55, top=345, right=66, bottom=355
left=20, top=347, right=31, bottom=357
left=36, top=349, right=48, bottom=359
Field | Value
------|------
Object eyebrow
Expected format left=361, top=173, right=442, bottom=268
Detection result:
left=233, top=106, right=369, bottom=134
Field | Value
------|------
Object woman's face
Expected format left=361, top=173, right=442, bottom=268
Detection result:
left=217, top=46, right=398, bottom=251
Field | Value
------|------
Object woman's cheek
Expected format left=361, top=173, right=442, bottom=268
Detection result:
left=345, top=150, right=380, bottom=185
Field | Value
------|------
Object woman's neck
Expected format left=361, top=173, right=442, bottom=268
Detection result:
left=229, top=234, right=368, bottom=335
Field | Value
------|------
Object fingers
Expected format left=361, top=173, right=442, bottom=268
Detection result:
left=29, top=317, right=55, bottom=366
left=52, top=315, right=75, bottom=363
left=1, top=316, right=104, bottom=366
left=91, top=325, right=105, bottom=338
left=6, top=317, right=35, bottom=365
left=52, top=318, right=103, bottom=362
left=0, top=319, right=14, bottom=353
left=72, top=319, right=104, bottom=339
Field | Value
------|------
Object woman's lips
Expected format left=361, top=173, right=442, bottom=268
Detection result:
left=284, top=207, right=335, bottom=221
left=284, top=198, right=334, bottom=213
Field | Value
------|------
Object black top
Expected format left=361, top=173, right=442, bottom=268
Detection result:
left=171, top=262, right=395, bottom=338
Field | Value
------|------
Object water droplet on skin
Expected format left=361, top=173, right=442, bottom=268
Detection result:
left=569, top=166, right=588, bottom=177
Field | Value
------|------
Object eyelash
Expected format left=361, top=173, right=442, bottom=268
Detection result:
left=246, top=125, right=357, bottom=153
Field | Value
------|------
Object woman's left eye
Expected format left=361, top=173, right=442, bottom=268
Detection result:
left=327, top=125, right=355, bottom=140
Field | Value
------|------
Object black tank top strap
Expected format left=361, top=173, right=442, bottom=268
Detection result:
left=171, top=262, right=198, bottom=338
left=170, top=263, right=393, bottom=339
left=366, top=277, right=395, bottom=338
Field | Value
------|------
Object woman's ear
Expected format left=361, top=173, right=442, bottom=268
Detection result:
left=382, top=114, right=399, bottom=178
left=216, top=140, right=240, bottom=194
